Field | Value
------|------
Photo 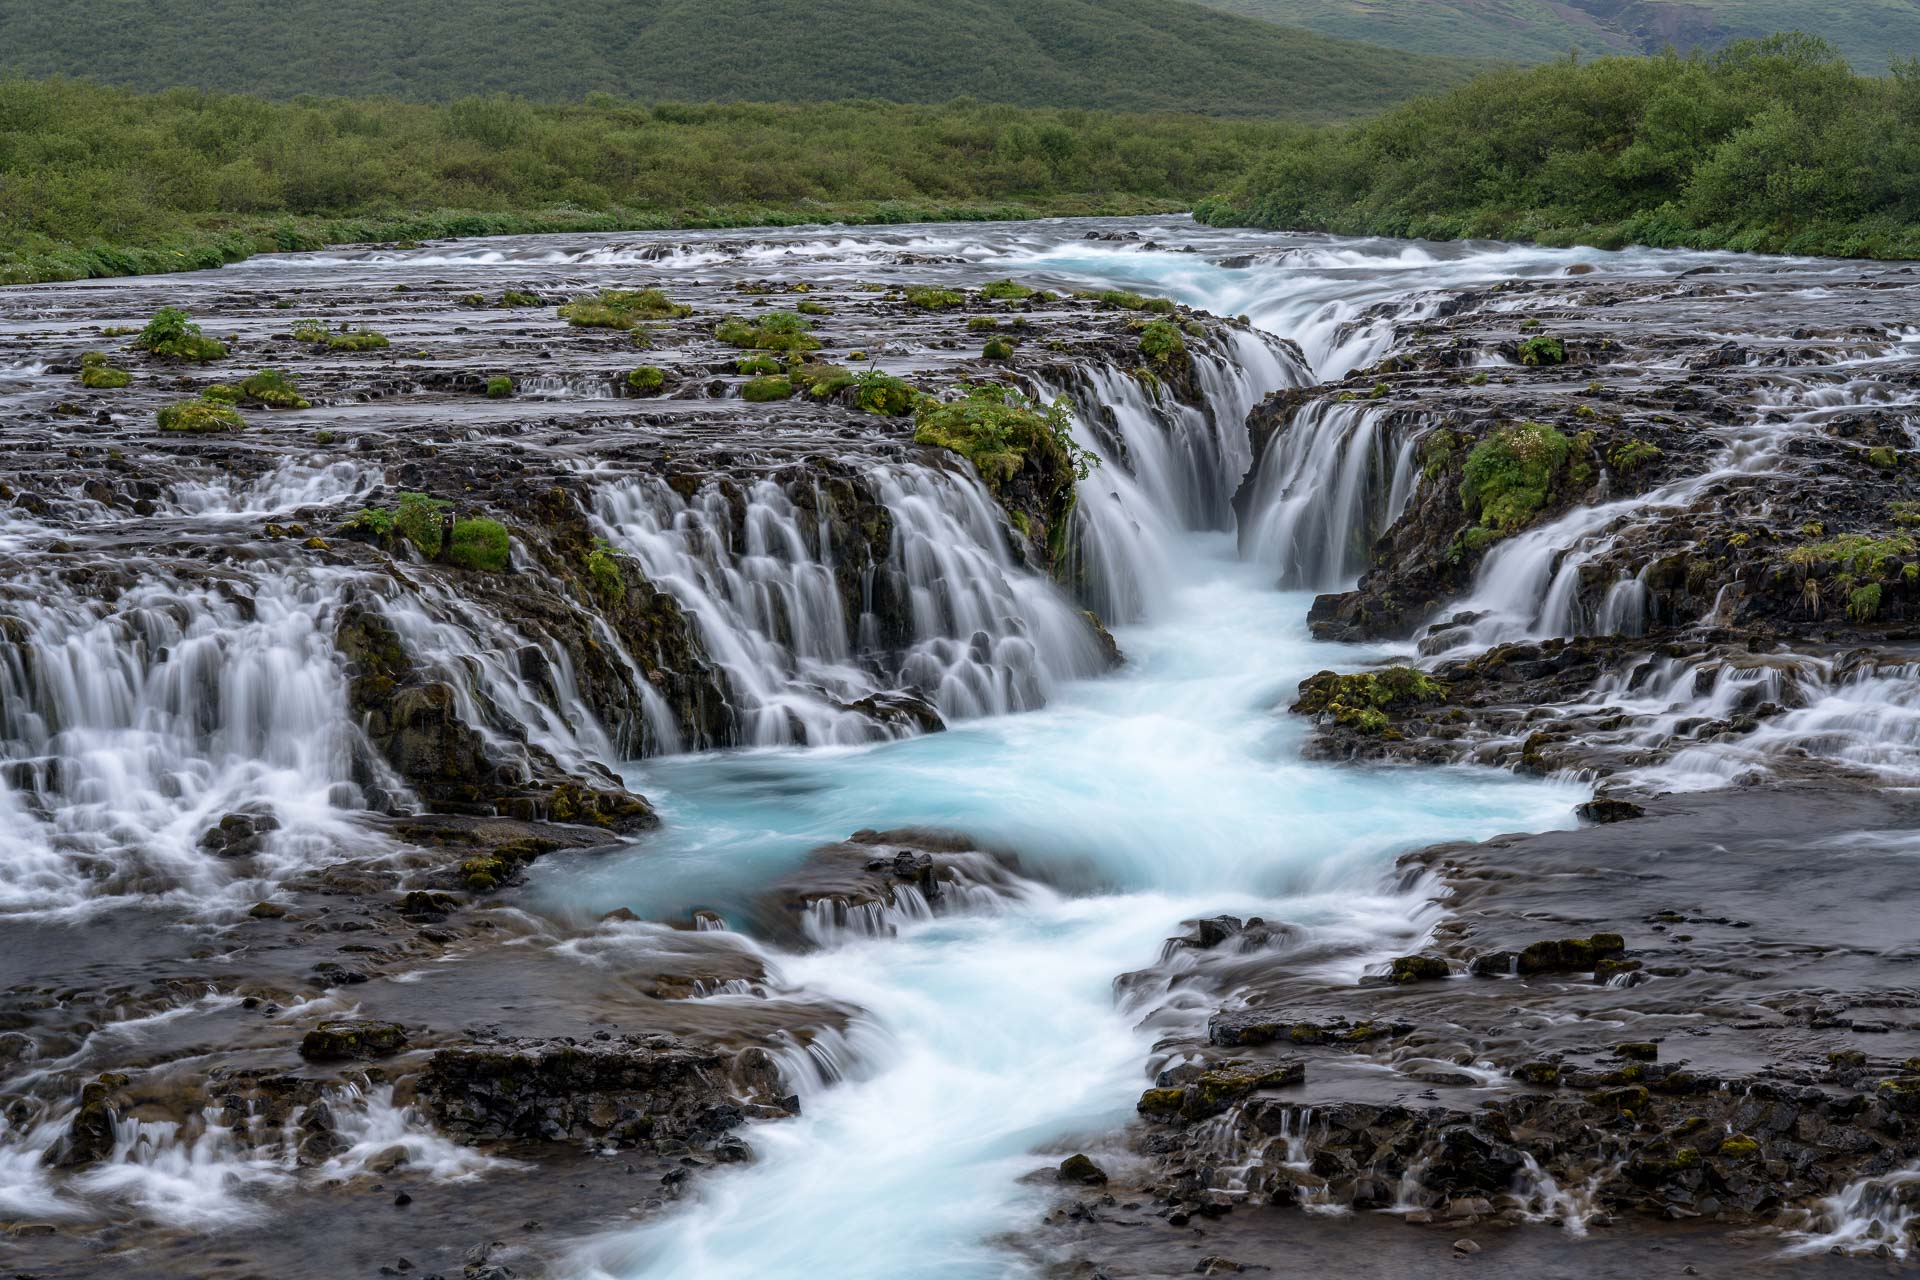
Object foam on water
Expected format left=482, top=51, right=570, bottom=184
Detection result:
left=544, top=535, right=1581, bottom=1280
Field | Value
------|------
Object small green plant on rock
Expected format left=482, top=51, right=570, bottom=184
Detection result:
left=558, top=289, right=690, bottom=329
left=715, top=312, right=819, bottom=353
left=796, top=300, right=832, bottom=316
left=1460, top=421, right=1572, bottom=532
left=982, top=337, right=1014, bottom=360
left=585, top=538, right=624, bottom=599
left=734, top=355, right=781, bottom=375
left=500, top=290, right=543, bottom=308
left=292, top=320, right=390, bottom=352
left=627, top=365, right=665, bottom=393
left=913, top=383, right=1095, bottom=490
left=1848, top=582, right=1884, bottom=622
left=742, top=375, right=795, bottom=401
left=1293, top=667, right=1447, bottom=736
left=981, top=279, right=1035, bottom=302
left=1608, top=439, right=1662, bottom=471
left=1869, top=446, right=1899, bottom=469
left=447, top=518, right=510, bottom=571
left=1517, top=336, right=1567, bottom=367
left=239, top=368, right=310, bottom=408
left=1137, top=319, right=1187, bottom=365
left=157, top=398, right=245, bottom=433
left=485, top=376, right=514, bottom=399
left=138, top=307, right=227, bottom=361
left=905, top=287, right=965, bottom=311
left=78, top=352, right=131, bottom=388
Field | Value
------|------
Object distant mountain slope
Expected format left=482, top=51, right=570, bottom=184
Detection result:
left=1190, top=0, right=1920, bottom=73
left=0, top=0, right=1487, bottom=120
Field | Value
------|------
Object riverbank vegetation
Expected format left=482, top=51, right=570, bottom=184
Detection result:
left=0, top=81, right=1292, bottom=285
left=1196, top=36, right=1920, bottom=260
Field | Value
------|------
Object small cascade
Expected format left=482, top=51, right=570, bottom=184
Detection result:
left=315, top=1082, right=508, bottom=1183
left=1238, top=402, right=1420, bottom=590
left=592, top=466, right=1107, bottom=747
left=1508, top=1154, right=1609, bottom=1236
left=1031, top=331, right=1305, bottom=620
left=375, top=577, right=626, bottom=774
left=0, top=567, right=381, bottom=914
left=167, top=458, right=385, bottom=517
left=71, top=1109, right=293, bottom=1228
left=800, top=885, right=936, bottom=945
left=1781, top=1161, right=1920, bottom=1259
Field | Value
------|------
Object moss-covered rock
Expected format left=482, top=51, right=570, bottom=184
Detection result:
left=157, top=399, right=245, bottom=433
left=299, top=1020, right=409, bottom=1061
left=559, top=288, right=691, bottom=328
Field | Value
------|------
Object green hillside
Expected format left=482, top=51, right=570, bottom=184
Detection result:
left=1189, top=0, right=1920, bottom=74
left=0, top=0, right=1485, bottom=121
left=1197, top=36, right=1920, bottom=259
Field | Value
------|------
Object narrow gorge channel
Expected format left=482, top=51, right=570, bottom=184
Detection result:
left=3, top=219, right=1918, bottom=1278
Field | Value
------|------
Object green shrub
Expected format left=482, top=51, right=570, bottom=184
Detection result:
left=982, top=337, right=1014, bottom=360
left=239, top=368, right=309, bottom=408
left=394, top=491, right=449, bottom=556
left=157, top=399, right=244, bottom=432
left=1848, top=582, right=1883, bottom=622
left=1138, top=319, right=1187, bottom=365
left=796, top=300, right=831, bottom=315
left=742, top=375, right=796, bottom=401
left=447, top=518, right=510, bottom=571
left=500, top=290, right=542, bottom=307
left=1460, top=422, right=1572, bottom=531
left=626, top=365, right=666, bottom=393
left=788, top=362, right=847, bottom=393
left=1517, top=336, right=1566, bottom=367
left=981, top=279, right=1035, bottom=301
left=734, top=355, right=781, bottom=374
left=967, top=316, right=1000, bottom=332
left=137, top=307, right=226, bottom=361
left=558, top=288, right=690, bottom=329
left=202, top=383, right=242, bottom=402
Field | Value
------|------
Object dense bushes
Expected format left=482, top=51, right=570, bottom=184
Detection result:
left=1197, top=37, right=1920, bottom=260
left=0, top=80, right=1295, bottom=285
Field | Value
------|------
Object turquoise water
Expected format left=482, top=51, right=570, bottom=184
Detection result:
left=539, top=533, right=1582, bottom=1280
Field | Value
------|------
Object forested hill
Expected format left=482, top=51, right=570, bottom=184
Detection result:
left=0, top=0, right=1485, bottom=121
left=1188, top=0, right=1920, bottom=75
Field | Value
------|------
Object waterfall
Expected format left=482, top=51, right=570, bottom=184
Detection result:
left=1238, top=402, right=1420, bottom=591
left=1032, top=328, right=1308, bottom=621
left=0, top=566, right=381, bottom=914
left=591, top=465, right=1108, bottom=747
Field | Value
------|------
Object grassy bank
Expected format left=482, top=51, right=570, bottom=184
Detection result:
left=1196, top=36, right=1920, bottom=261
left=0, top=82, right=1282, bottom=285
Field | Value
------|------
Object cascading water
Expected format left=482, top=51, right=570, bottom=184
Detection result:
left=16, top=214, right=1902, bottom=1274
left=1238, top=401, right=1420, bottom=590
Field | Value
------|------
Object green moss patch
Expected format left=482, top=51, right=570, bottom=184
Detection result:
left=292, top=320, right=389, bottom=351
left=741, top=375, right=796, bottom=401
left=1293, top=666, right=1447, bottom=735
left=1460, top=421, right=1572, bottom=533
left=447, top=517, right=510, bottom=571
left=157, top=398, right=245, bottom=432
left=715, top=312, right=819, bottom=353
left=913, top=383, right=1091, bottom=491
left=558, top=288, right=691, bottom=329
left=1517, top=335, right=1567, bottom=366
left=626, top=365, right=665, bottom=393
